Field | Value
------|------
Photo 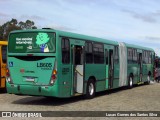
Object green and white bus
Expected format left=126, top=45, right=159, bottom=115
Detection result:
left=6, top=29, right=155, bottom=98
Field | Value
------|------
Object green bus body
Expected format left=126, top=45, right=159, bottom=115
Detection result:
left=6, top=29, right=155, bottom=98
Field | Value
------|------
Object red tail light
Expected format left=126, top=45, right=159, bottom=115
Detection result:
left=51, top=74, right=56, bottom=79
left=6, top=68, right=10, bottom=77
left=50, top=60, right=57, bottom=85
left=6, top=68, right=13, bottom=84
left=50, top=70, right=57, bottom=85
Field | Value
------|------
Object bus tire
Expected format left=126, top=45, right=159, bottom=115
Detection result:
left=128, top=76, right=133, bottom=89
left=85, top=79, right=95, bottom=99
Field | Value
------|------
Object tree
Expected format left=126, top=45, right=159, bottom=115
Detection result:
left=0, top=18, right=37, bottom=40
left=19, top=20, right=37, bottom=29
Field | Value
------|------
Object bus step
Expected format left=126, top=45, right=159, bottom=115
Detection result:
left=74, top=93, right=82, bottom=96
left=137, top=82, right=144, bottom=85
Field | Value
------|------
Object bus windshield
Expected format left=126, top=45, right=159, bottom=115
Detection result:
left=2, top=46, right=7, bottom=63
left=8, top=32, right=56, bottom=53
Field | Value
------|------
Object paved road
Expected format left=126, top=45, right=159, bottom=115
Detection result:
left=0, top=82, right=160, bottom=120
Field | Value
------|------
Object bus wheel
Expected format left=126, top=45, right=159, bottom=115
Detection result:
left=128, top=77, right=133, bottom=88
left=85, top=80, right=95, bottom=99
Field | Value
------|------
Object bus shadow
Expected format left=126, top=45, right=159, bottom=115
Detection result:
left=12, top=95, right=85, bottom=106
left=95, top=86, right=131, bottom=97
left=95, top=84, right=148, bottom=98
left=12, top=84, right=147, bottom=106
left=0, top=89, right=7, bottom=94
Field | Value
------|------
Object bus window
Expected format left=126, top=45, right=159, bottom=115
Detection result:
left=145, top=51, right=149, bottom=64
left=106, top=50, right=108, bottom=64
left=2, top=46, right=7, bottom=63
left=128, top=48, right=133, bottom=63
left=85, top=42, right=93, bottom=63
left=133, top=49, right=137, bottom=63
left=75, top=46, right=83, bottom=65
left=149, top=52, right=151, bottom=64
left=8, top=32, right=56, bottom=53
left=114, top=46, right=119, bottom=64
left=62, top=38, right=70, bottom=64
left=93, top=43, right=104, bottom=64
left=142, top=51, right=146, bottom=64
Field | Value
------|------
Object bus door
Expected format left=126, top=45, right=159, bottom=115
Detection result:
left=138, top=52, right=143, bottom=82
left=105, top=45, right=114, bottom=89
left=71, top=40, right=85, bottom=94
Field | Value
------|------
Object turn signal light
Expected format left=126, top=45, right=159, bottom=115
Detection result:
left=53, top=70, right=57, bottom=75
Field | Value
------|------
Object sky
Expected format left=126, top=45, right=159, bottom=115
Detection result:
left=0, top=0, right=160, bottom=56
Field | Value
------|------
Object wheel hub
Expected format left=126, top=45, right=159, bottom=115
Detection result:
left=89, top=83, right=94, bottom=95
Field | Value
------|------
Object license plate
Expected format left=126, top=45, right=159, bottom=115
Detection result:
left=26, top=77, right=35, bottom=82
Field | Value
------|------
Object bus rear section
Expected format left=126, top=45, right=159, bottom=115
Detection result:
left=0, top=41, right=7, bottom=89
left=6, top=31, right=60, bottom=97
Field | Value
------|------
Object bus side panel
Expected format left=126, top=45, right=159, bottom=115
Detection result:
left=142, top=64, right=148, bottom=82
left=57, top=64, right=72, bottom=97
left=132, top=64, right=138, bottom=84
left=113, top=64, right=120, bottom=88
left=142, top=64, right=153, bottom=82
left=85, top=64, right=106, bottom=92
left=128, top=64, right=139, bottom=84
left=56, top=36, right=72, bottom=98
left=133, top=64, right=139, bottom=84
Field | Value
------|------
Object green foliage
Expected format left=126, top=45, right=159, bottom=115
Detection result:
left=0, top=18, right=37, bottom=41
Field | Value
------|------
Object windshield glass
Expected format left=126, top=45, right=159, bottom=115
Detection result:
left=2, top=46, right=7, bottom=63
left=9, top=32, right=55, bottom=53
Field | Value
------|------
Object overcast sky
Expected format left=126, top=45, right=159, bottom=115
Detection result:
left=0, top=0, right=160, bottom=56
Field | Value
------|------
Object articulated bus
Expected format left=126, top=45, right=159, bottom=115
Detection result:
left=6, top=29, right=154, bottom=98
left=0, top=41, right=7, bottom=90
